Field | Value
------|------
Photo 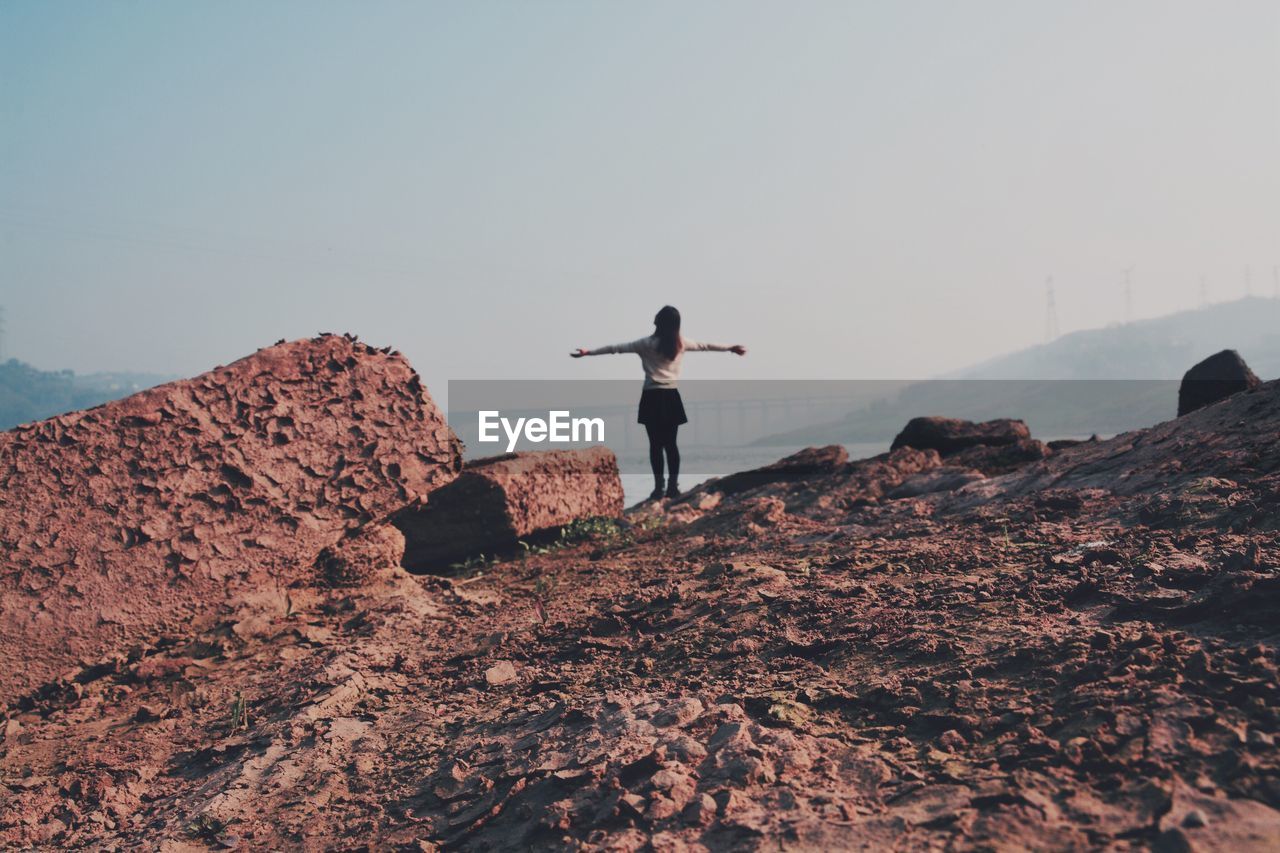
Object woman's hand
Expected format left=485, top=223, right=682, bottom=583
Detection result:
left=570, top=348, right=589, bottom=358
left=729, top=345, right=747, bottom=356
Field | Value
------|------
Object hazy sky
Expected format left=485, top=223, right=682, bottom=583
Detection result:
left=2, top=1, right=1277, bottom=391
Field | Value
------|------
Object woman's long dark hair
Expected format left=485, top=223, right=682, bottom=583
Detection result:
left=653, top=305, right=682, bottom=360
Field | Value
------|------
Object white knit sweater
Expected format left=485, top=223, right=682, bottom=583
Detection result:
left=585, top=335, right=732, bottom=388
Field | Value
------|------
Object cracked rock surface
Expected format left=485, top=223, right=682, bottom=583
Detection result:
left=2, top=372, right=1279, bottom=850
left=0, top=335, right=460, bottom=706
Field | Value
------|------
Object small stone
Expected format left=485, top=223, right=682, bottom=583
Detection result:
left=707, top=722, right=747, bottom=750
left=682, top=793, right=719, bottom=826
left=717, top=788, right=752, bottom=817
left=938, top=729, right=967, bottom=752
left=653, top=697, right=704, bottom=728
left=1247, top=730, right=1274, bottom=749
left=1182, top=808, right=1209, bottom=829
left=619, top=791, right=647, bottom=815
left=650, top=768, right=686, bottom=792
left=661, top=734, right=708, bottom=762
left=646, top=794, right=679, bottom=821
left=484, top=661, right=518, bottom=686
left=721, top=754, right=775, bottom=785
left=134, top=704, right=163, bottom=723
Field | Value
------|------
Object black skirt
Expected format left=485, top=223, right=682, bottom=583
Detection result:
left=637, top=387, right=688, bottom=427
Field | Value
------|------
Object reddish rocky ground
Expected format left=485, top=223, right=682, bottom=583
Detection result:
left=2, top=381, right=1279, bottom=850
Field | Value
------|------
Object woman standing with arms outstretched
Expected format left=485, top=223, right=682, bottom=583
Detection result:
left=571, top=305, right=746, bottom=501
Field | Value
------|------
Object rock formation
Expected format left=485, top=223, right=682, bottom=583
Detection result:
left=1177, top=349, right=1261, bottom=416
left=890, top=416, right=1030, bottom=455
left=885, top=465, right=985, bottom=499
left=0, top=335, right=461, bottom=706
left=708, top=445, right=850, bottom=496
left=4, top=347, right=1280, bottom=850
left=392, top=448, right=624, bottom=571
left=947, top=438, right=1051, bottom=476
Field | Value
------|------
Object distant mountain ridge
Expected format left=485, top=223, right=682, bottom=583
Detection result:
left=756, top=297, right=1280, bottom=446
left=954, top=296, right=1280, bottom=380
left=0, top=359, right=174, bottom=431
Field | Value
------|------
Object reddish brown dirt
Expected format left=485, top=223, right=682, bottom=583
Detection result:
left=2, top=378, right=1279, bottom=850
left=0, top=335, right=460, bottom=707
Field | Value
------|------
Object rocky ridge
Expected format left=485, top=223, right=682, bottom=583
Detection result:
left=1, top=351, right=1278, bottom=851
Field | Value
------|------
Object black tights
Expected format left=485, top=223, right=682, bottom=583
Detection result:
left=645, top=423, right=680, bottom=488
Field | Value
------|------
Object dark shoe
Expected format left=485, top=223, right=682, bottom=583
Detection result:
left=647, top=488, right=665, bottom=502
left=665, top=482, right=681, bottom=500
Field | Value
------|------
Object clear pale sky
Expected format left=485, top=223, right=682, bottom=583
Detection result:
left=2, top=1, right=1277, bottom=391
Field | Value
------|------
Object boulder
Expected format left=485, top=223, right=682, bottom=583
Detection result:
left=0, top=335, right=461, bottom=707
left=886, top=466, right=986, bottom=499
left=1177, top=350, right=1261, bottom=417
left=709, top=445, right=850, bottom=496
left=391, top=448, right=624, bottom=571
left=890, top=417, right=1031, bottom=455
left=842, top=447, right=944, bottom=500
left=763, top=446, right=943, bottom=516
left=948, top=438, right=1051, bottom=476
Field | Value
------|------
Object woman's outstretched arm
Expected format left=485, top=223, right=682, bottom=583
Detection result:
left=569, top=338, right=649, bottom=358
left=684, top=339, right=748, bottom=355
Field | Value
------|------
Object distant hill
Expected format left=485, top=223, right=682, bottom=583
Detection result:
left=953, top=296, right=1280, bottom=380
left=757, top=297, right=1280, bottom=447
left=0, top=360, right=174, bottom=430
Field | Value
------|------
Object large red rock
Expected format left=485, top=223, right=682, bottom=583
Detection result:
left=392, top=448, right=624, bottom=571
left=709, top=445, right=850, bottom=496
left=890, top=416, right=1030, bottom=455
left=1177, top=349, right=1261, bottom=416
left=948, top=438, right=1051, bottom=476
left=0, top=335, right=460, bottom=707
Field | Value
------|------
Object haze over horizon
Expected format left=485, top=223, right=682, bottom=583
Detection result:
left=3, top=1, right=1278, bottom=391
